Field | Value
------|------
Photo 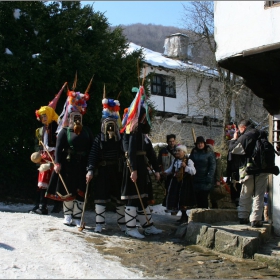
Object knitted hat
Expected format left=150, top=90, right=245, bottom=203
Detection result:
left=206, top=139, right=215, bottom=146
left=195, top=136, right=206, bottom=144
left=176, top=144, right=187, bottom=154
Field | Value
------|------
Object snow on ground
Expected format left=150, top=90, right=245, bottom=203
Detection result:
left=0, top=202, right=152, bottom=279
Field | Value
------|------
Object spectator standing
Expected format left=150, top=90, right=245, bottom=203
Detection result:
left=164, top=145, right=196, bottom=223
left=228, top=119, right=268, bottom=227
left=158, top=134, right=177, bottom=206
left=226, top=150, right=242, bottom=207
left=206, top=139, right=223, bottom=208
left=189, top=136, right=216, bottom=209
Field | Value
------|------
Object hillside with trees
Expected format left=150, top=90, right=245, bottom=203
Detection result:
left=113, top=23, right=214, bottom=67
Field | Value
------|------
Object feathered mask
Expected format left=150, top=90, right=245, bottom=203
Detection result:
left=120, top=86, right=151, bottom=134
left=56, top=75, right=93, bottom=134
left=101, top=84, right=122, bottom=129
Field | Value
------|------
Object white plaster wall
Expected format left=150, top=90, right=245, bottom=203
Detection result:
left=214, top=1, right=280, bottom=61
left=273, top=115, right=280, bottom=236
left=145, top=67, right=223, bottom=119
left=148, top=68, right=189, bottom=115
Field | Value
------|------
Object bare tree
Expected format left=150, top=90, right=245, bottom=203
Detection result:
left=181, top=1, right=268, bottom=147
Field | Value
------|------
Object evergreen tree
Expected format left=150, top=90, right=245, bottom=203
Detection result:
left=0, top=1, right=144, bottom=200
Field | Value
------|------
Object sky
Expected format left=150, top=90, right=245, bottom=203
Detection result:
left=82, top=1, right=188, bottom=28
left=0, top=202, right=170, bottom=279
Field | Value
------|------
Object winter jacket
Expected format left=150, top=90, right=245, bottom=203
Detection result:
left=189, top=145, right=216, bottom=191
left=228, top=127, right=260, bottom=168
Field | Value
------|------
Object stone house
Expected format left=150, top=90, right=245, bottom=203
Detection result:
left=127, top=33, right=225, bottom=147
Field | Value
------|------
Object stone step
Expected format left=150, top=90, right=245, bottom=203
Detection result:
left=175, top=208, right=272, bottom=259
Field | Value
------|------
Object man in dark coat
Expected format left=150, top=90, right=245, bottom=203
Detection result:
left=228, top=119, right=268, bottom=227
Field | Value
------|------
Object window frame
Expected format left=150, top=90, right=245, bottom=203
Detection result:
left=150, top=74, right=176, bottom=98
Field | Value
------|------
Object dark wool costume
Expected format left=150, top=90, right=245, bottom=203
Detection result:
left=166, top=157, right=196, bottom=211
left=120, top=86, right=162, bottom=238
left=143, top=135, right=161, bottom=203
left=46, top=126, right=93, bottom=201
left=122, top=131, right=150, bottom=207
left=87, top=133, right=123, bottom=204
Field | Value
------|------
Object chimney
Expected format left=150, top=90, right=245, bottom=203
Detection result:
left=163, top=33, right=193, bottom=60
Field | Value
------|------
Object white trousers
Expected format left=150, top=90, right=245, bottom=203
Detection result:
left=238, top=173, right=268, bottom=222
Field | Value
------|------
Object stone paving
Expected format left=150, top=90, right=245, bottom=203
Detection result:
left=76, top=206, right=280, bottom=279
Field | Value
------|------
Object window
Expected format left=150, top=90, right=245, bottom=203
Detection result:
left=151, top=74, right=176, bottom=98
left=265, top=1, right=280, bottom=8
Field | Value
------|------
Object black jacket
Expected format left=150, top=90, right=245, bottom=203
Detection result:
left=228, top=127, right=260, bottom=168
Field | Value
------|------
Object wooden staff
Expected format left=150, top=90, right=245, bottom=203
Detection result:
left=39, top=141, right=72, bottom=199
left=126, top=154, right=150, bottom=225
left=78, top=183, right=89, bottom=232
left=191, top=127, right=196, bottom=143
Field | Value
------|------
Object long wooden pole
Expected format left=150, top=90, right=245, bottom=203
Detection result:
left=126, top=155, right=150, bottom=225
left=39, top=141, right=71, bottom=197
left=191, top=128, right=196, bottom=143
left=78, top=183, right=89, bottom=232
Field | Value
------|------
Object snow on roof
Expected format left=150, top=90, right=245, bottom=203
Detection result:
left=127, top=42, right=218, bottom=77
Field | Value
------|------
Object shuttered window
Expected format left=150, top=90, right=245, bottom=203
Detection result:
left=151, top=74, right=176, bottom=98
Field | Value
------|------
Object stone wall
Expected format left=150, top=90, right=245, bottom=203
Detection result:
left=150, top=118, right=224, bottom=149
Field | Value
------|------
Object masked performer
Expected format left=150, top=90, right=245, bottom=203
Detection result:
left=120, top=86, right=162, bottom=239
left=29, top=83, right=66, bottom=214
left=46, top=78, right=93, bottom=227
left=86, top=90, right=125, bottom=233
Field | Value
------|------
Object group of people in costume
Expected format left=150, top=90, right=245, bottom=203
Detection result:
left=30, top=77, right=164, bottom=239
left=31, top=72, right=237, bottom=239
